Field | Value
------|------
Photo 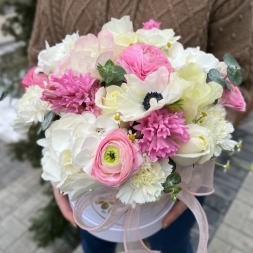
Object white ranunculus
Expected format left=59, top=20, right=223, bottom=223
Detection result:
left=95, top=85, right=127, bottom=115
left=195, top=104, right=237, bottom=156
left=13, top=85, right=50, bottom=133
left=136, top=28, right=180, bottom=49
left=171, top=124, right=215, bottom=166
left=36, top=32, right=79, bottom=75
left=117, top=155, right=172, bottom=206
left=117, top=67, right=182, bottom=121
left=38, top=112, right=118, bottom=192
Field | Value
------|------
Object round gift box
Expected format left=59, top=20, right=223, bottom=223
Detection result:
left=70, top=194, right=174, bottom=243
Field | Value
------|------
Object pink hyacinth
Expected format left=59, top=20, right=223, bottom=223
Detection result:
left=116, top=43, right=172, bottom=81
left=41, top=70, right=101, bottom=115
left=134, top=108, right=189, bottom=161
left=142, top=19, right=161, bottom=30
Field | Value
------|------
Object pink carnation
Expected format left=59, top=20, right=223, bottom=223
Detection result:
left=41, top=70, right=101, bottom=115
left=142, top=19, right=161, bottom=30
left=134, top=108, right=189, bottom=161
left=219, top=82, right=246, bottom=112
left=92, top=129, right=143, bottom=187
left=22, top=66, right=48, bottom=88
left=116, top=44, right=172, bottom=80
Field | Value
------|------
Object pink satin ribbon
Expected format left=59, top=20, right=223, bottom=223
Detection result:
left=73, top=160, right=215, bottom=253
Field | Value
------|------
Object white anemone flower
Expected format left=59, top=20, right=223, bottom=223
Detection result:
left=116, top=67, right=182, bottom=121
left=117, top=156, right=172, bottom=206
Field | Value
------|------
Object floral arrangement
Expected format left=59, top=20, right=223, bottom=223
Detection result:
left=14, top=16, right=246, bottom=251
left=14, top=15, right=246, bottom=203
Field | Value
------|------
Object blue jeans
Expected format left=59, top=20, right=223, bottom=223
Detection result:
left=79, top=197, right=204, bottom=253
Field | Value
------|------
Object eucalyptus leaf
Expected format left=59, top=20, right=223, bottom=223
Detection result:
left=167, top=172, right=181, bottom=185
left=168, top=158, right=176, bottom=172
left=0, top=91, right=8, bottom=101
left=207, top=69, right=226, bottom=86
left=223, top=53, right=240, bottom=69
left=227, top=66, right=243, bottom=86
left=225, top=80, right=232, bottom=91
left=41, top=112, right=55, bottom=131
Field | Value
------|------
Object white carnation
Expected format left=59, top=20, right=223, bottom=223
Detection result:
left=196, top=104, right=237, bottom=156
left=36, top=32, right=79, bottom=75
left=117, top=156, right=172, bottom=207
left=13, top=85, right=50, bottom=133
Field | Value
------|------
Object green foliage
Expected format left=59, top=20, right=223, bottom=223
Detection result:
left=162, top=171, right=182, bottom=202
left=97, top=60, right=126, bottom=86
left=38, top=112, right=56, bottom=133
left=206, top=69, right=226, bottom=86
left=207, top=53, right=243, bottom=89
left=29, top=186, right=80, bottom=248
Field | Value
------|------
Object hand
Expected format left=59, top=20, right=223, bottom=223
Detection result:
left=162, top=200, right=188, bottom=229
left=52, top=187, right=77, bottom=227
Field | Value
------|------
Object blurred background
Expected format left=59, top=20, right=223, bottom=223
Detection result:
left=0, top=1, right=253, bottom=253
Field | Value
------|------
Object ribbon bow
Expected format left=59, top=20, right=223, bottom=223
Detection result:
left=74, top=160, right=215, bottom=253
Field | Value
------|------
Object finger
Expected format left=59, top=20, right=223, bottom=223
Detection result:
left=162, top=200, right=187, bottom=229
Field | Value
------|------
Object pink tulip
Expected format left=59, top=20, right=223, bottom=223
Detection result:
left=219, top=82, right=246, bottom=112
left=22, top=66, right=48, bottom=88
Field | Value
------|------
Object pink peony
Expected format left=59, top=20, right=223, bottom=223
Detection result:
left=142, top=19, right=161, bottom=30
left=219, top=82, right=246, bottom=112
left=41, top=70, right=101, bottom=115
left=92, top=129, right=143, bottom=187
left=22, top=66, right=48, bottom=88
left=134, top=108, right=189, bottom=161
left=116, top=44, right=172, bottom=80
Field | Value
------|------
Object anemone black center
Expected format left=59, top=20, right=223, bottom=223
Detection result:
left=142, top=92, right=163, bottom=110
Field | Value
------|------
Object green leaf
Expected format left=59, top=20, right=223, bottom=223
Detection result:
left=227, top=66, right=243, bottom=86
left=168, top=158, right=176, bottom=172
left=106, top=80, right=123, bottom=87
left=41, top=112, right=55, bottom=131
left=167, top=172, right=181, bottom=185
left=162, top=172, right=181, bottom=192
left=225, top=80, right=232, bottom=90
left=223, top=53, right=240, bottom=69
left=0, top=91, right=8, bottom=101
left=113, top=66, right=126, bottom=81
left=207, top=69, right=226, bottom=86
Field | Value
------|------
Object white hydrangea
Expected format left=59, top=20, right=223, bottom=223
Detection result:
left=117, top=156, right=172, bottom=207
left=13, top=85, right=50, bottom=133
left=38, top=112, right=118, bottom=196
left=196, top=104, right=237, bottom=156
left=36, top=32, right=79, bottom=75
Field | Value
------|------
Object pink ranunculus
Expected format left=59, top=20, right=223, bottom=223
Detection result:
left=142, top=19, right=161, bottom=30
left=116, top=44, right=172, bottom=80
left=92, top=129, right=143, bottom=187
left=219, top=82, right=246, bottom=112
left=22, top=66, right=48, bottom=88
